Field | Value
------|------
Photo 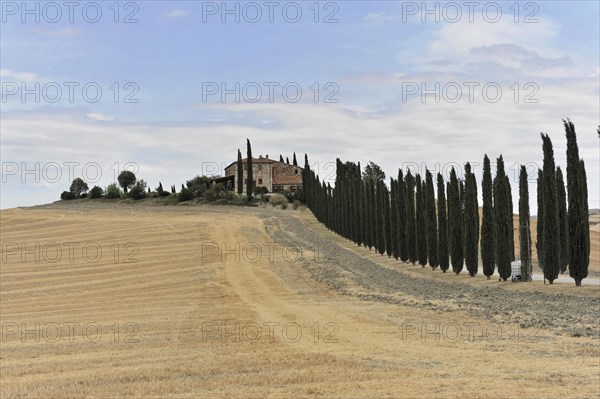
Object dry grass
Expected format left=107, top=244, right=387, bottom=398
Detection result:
left=1, top=205, right=599, bottom=398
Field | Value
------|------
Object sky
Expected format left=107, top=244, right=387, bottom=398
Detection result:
left=1, top=0, right=599, bottom=212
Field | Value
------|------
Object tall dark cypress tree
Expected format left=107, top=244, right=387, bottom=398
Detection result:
left=464, top=163, right=479, bottom=277
left=494, top=156, right=511, bottom=281
left=368, top=179, right=377, bottom=251
left=518, top=165, right=532, bottom=280
left=536, top=169, right=544, bottom=272
left=506, top=175, right=515, bottom=262
left=481, top=155, right=495, bottom=279
left=280, top=154, right=284, bottom=163
left=237, top=149, right=243, bottom=194
left=390, top=178, right=399, bottom=259
left=377, top=180, right=386, bottom=255
left=541, top=133, right=560, bottom=284
left=246, top=139, right=253, bottom=198
left=398, top=170, right=408, bottom=263
left=415, top=175, right=427, bottom=266
left=384, top=183, right=392, bottom=257
left=293, top=152, right=298, bottom=166
left=448, top=167, right=463, bottom=274
left=565, top=119, right=589, bottom=286
left=405, top=171, right=417, bottom=264
left=556, top=167, right=569, bottom=274
left=425, top=170, right=438, bottom=269
left=437, top=173, right=449, bottom=272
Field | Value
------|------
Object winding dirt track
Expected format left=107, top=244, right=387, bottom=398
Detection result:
left=1, top=203, right=598, bottom=398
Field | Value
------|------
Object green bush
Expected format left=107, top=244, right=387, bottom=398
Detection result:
left=281, top=203, right=288, bottom=209
left=292, top=200, right=301, bottom=210
left=89, top=186, right=103, bottom=199
left=128, top=182, right=146, bottom=200
left=270, top=194, right=288, bottom=207
left=105, top=183, right=122, bottom=199
left=60, top=191, right=75, bottom=200
left=178, top=187, right=194, bottom=202
left=203, top=186, right=223, bottom=202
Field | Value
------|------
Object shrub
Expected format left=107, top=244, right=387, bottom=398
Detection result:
left=204, top=186, right=223, bottom=202
left=60, top=191, right=75, bottom=200
left=281, top=203, right=288, bottom=209
left=178, top=187, right=194, bottom=202
left=292, top=200, right=301, bottom=210
left=89, top=186, right=103, bottom=199
left=254, top=186, right=269, bottom=196
left=270, top=194, right=288, bottom=207
left=128, top=182, right=146, bottom=200
left=105, top=183, right=122, bottom=199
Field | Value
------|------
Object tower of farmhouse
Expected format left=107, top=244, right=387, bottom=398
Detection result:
left=223, top=154, right=303, bottom=193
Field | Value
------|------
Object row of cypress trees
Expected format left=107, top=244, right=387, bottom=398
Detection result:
left=302, top=120, right=590, bottom=286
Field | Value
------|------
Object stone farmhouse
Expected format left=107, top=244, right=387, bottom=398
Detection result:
left=216, top=154, right=303, bottom=194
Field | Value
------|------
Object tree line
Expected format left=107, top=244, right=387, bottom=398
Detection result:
left=302, top=119, right=591, bottom=286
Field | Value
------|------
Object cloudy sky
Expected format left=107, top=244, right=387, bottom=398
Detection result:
left=1, top=1, right=598, bottom=212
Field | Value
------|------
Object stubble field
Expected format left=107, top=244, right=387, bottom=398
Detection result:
left=1, top=202, right=598, bottom=398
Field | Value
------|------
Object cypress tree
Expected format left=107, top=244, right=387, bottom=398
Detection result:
left=518, top=165, right=532, bottom=280
left=293, top=152, right=298, bottom=166
left=377, top=180, right=386, bottom=255
left=280, top=154, right=284, bottom=163
left=246, top=139, right=253, bottom=198
left=390, top=178, right=399, bottom=259
left=541, top=133, right=560, bottom=284
left=237, top=149, right=243, bottom=194
left=556, top=167, right=569, bottom=274
left=536, top=169, right=544, bottom=272
left=494, top=156, right=511, bottom=281
left=448, top=167, right=463, bottom=274
left=361, top=179, right=368, bottom=247
left=481, top=155, right=495, bottom=279
left=398, top=170, right=408, bottom=263
left=368, top=179, right=376, bottom=250
left=464, top=163, right=479, bottom=277
left=437, top=173, right=449, bottom=272
left=506, top=175, right=515, bottom=262
left=384, top=183, right=392, bottom=257
left=425, top=170, right=438, bottom=269
left=415, top=175, right=427, bottom=266
left=286, top=157, right=290, bottom=164
left=405, top=171, right=417, bottom=264
left=579, top=159, right=590, bottom=276
left=565, top=119, right=589, bottom=286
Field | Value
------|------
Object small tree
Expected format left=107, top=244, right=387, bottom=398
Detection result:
left=70, top=178, right=88, bottom=198
left=293, top=152, right=298, bottom=166
left=128, top=181, right=147, bottom=200
left=60, top=191, right=75, bottom=200
left=105, top=183, right=122, bottom=199
left=237, top=149, right=243, bottom=194
left=118, top=171, right=136, bottom=194
left=89, top=186, right=103, bottom=199
left=178, top=187, right=194, bottom=202
left=246, top=139, right=253, bottom=198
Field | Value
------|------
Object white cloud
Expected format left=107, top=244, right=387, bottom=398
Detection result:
left=0, top=69, right=37, bottom=82
left=167, top=10, right=188, bottom=18
left=86, top=113, right=115, bottom=122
